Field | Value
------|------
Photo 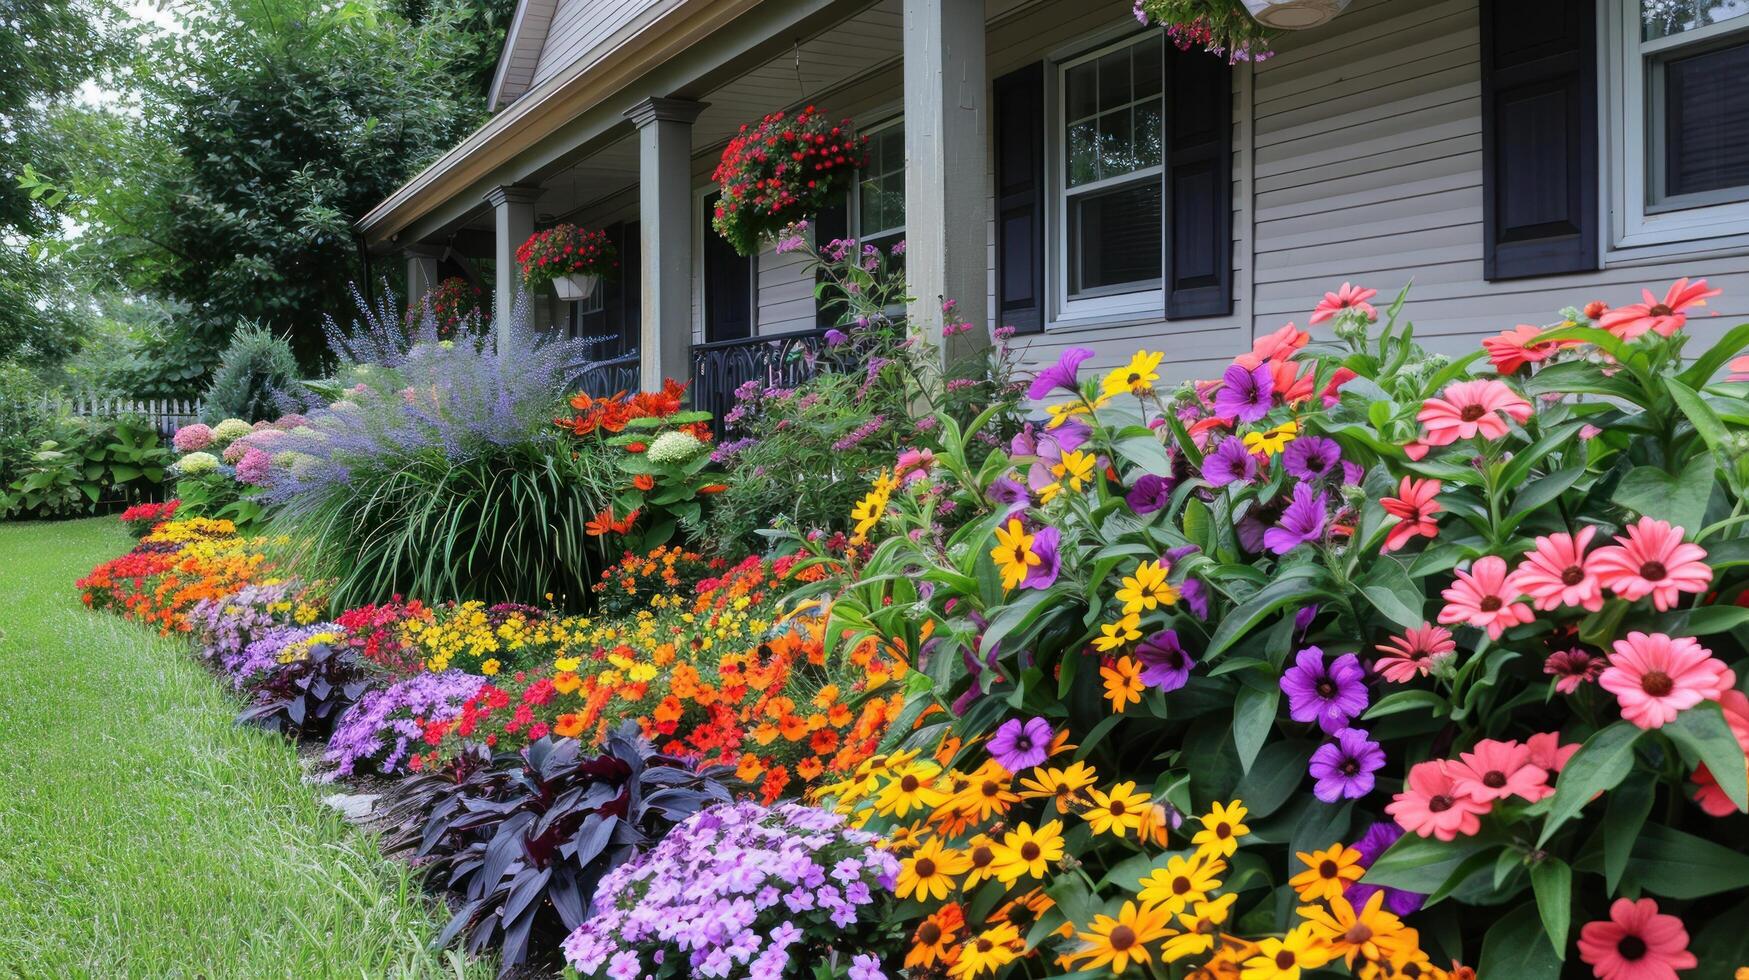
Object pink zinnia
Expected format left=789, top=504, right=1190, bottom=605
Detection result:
left=1524, top=731, right=1580, bottom=784
left=1416, top=379, right=1533, bottom=447
left=1373, top=623, right=1456, bottom=683
left=1386, top=759, right=1488, bottom=841
left=1482, top=324, right=1573, bottom=374
left=1691, top=689, right=1749, bottom=817
left=1438, top=556, right=1534, bottom=639
left=1599, top=631, right=1735, bottom=729
left=1590, top=517, right=1712, bottom=611
left=1309, top=282, right=1378, bottom=325
left=1511, top=527, right=1604, bottom=611
left=1577, top=898, right=1697, bottom=980
left=1234, top=322, right=1309, bottom=368
left=1449, top=738, right=1550, bottom=803
left=1544, top=648, right=1604, bottom=694
left=1379, top=476, right=1442, bottom=554
left=1597, top=277, right=1721, bottom=340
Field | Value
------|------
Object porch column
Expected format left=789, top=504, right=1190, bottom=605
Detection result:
left=903, top=0, right=989, bottom=364
left=403, top=244, right=444, bottom=305
left=485, top=183, right=541, bottom=349
left=626, top=97, right=706, bottom=392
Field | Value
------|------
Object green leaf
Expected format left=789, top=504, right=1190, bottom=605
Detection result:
left=1677, top=319, right=1749, bottom=388
left=1231, top=683, right=1280, bottom=774
left=1362, top=831, right=1497, bottom=895
left=1477, top=904, right=1564, bottom=980
left=1205, top=569, right=1329, bottom=658
left=1638, top=604, right=1749, bottom=637
left=1359, top=557, right=1424, bottom=629
left=1233, top=740, right=1314, bottom=819
left=1612, top=456, right=1717, bottom=533
left=1666, top=702, right=1749, bottom=813
left=1666, top=378, right=1737, bottom=490
left=1528, top=857, right=1572, bottom=958
left=1624, top=823, right=1749, bottom=898
left=1539, top=721, right=1642, bottom=846
left=1602, top=772, right=1655, bottom=894
left=1362, top=689, right=1447, bottom=721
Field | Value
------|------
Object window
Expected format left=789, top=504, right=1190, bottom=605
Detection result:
left=1057, top=32, right=1164, bottom=317
left=856, top=120, right=906, bottom=247
left=1610, top=1, right=1749, bottom=248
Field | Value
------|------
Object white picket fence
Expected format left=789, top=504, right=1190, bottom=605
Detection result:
left=5, top=395, right=204, bottom=439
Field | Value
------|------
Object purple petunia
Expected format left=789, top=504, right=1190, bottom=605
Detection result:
left=1280, top=646, right=1369, bottom=734
left=987, top=475, right=1031, bottom=516
left=1263, top=480, right=1328, bottom=554
left=1307, top=727, right=1386, bottom=802
left=988, top=716, right=1054, bottom=771
left=1282, top=435, right=1343, bottom=481
left=1022, top=526, right=1062, bottom=589
left=1346, top=822, right=1427, bottom=916
left=1214, top=362, right=1274, bottom=422
left=1136, top=630, right=1195, bottom=692
left=1028, top=347, right=1096, bottom=399
left=1126, top=473, right=1174, bottom=515
left=1202, top=438, right=1258, bottom=487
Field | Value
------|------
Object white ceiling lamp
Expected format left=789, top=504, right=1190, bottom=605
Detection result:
left=1242, top=0, right=1350, bottom=29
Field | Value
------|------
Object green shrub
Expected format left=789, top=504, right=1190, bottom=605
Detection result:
left=0, top=413, right=172, bottom=519
left=202, top=321, right=303, bottom=424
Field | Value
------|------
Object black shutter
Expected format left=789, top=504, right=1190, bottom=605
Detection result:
left=1480, top=0, right=1598, bottom=280
left=813, top=192, right=849, bottom=328
left=994, top=62, right=1046, bottom=334
left=702, top=195, right=751, bottom=341
left=1163, top=45, right=1233, bottom=319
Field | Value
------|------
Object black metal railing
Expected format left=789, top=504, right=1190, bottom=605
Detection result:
left=570, top=352, right=643, bottom=399
left=691, top=329, right=855, bottom=436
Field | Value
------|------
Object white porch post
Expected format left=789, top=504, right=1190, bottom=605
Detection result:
left=403, top=244, right=444, bottom=305
left=485, top=183, right=541, bottom=349
left=625, top=97, right=706, bottom=393
left=903, top=0, right=989, bottom=365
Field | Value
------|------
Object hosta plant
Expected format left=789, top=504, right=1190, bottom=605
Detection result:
left=383, top=725, right=737, bottom=976
left=796, top=279, right=1749, bottom=977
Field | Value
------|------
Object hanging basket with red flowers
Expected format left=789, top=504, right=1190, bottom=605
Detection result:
left=516, top=224, right=619, bottom=300
left=710, top=105, right=868, bottom=257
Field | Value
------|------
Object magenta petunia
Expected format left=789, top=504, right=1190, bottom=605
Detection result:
left=987, top=716, right=1054, bottom=771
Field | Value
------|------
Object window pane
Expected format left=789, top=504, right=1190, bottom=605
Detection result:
left=1066, top=61, right=1098, bottom=121
left=1067, top=120, right=1098, bottom=186
left=1134, top=35, right=1163, bottom=99
left=1097, top=109, right=1134, bottom=177
left=1642, top=0, right=1749, bottom=41
left=1097, top=48, right=1131, bottom=111
left=859, top=177, right=883, bottom=233
left=884, top=171, right=905, bottom=230
left=1134, top=102, right=1163, bottom=169
left=1068, top=179, right=1162, bottom=294
left=1661, top=38, right=1749, bottom=198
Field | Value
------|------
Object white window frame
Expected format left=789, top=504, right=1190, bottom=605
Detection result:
left=1606, top=0, right=1749, bottom=251
left=1047, top=31, right=1166, bottom=327
left=852, top=115, right=906, bottom=245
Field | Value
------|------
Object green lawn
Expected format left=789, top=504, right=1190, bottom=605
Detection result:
left=0, top=517, right=485, bottom=978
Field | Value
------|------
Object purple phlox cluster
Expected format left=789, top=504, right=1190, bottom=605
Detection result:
left=1137, top=629, right=1196, bottom=692
left=1263, top=481, right=1328, bottom=555
left=229, top=622, right=341, bottom=690
left=1280, top=646, right=1369, bottom=734
left=235, top=447, right=274, bottom=485
left=1345, top=822, right=1427, bottom=916
left=186, top=580, right=304, bottom=686
left=324, top=670, right=484, bottom=778
left=561, top=802, right=896, bottom=980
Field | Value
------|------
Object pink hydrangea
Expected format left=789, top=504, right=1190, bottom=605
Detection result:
left=173, top=423, right=215, bottom=453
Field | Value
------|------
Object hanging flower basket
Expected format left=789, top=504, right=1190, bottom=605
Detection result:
left=1241, top=0, right=1348, bottom=29
left=516, top=224, right=618, bottom=297
left=1135, top=0, right=1281, bottom=61
left=710, top=105, right=868, bottom=257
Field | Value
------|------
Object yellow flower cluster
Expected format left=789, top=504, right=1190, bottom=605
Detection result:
left=849, top=469, right=898, bottom=546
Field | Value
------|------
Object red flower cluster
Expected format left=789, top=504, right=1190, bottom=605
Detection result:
left=554, top=378, right=691, bottom=438
left=118, top=499, right=179, bottom=539
left=515, top=223, right=618, bottom=289
left=710, top=105, right=867, bottom=256
left=334, top=598, right=433, bottom=673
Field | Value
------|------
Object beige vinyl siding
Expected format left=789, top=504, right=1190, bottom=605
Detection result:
left=530, top=0, right=667, bottom=92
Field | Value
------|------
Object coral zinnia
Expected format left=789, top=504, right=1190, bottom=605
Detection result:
left=1577, top=897, right=1697, bottom=980
left=1599, top=631, right=1734, bottom=729
left=1597, top=277, right=1720, bottom=340
left=1374, top=623, right=1456, bottom=682
left=1438, top=555, right=1534, bottom=639
left=1482, top=324, right=1575, bottom=374
left=1416, top=378, right=1532, bottom=447
left=1512, top=527, right=1604, bottom=611
left=1386, top=760, right=1489, bottom=841
left=1589, top=517, right=1712, bottom=611
left=1309, top=281, right=1378, bottom=325
left=1449, top=737, right=1550, bottom=803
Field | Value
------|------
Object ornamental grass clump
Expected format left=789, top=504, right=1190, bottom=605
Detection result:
left=561, top=800, right=901, bottom=979
left=795, top=277, right=1749, bottom=976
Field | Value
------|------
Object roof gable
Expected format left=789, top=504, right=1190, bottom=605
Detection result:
left=487, top=0, right=561, bottom=111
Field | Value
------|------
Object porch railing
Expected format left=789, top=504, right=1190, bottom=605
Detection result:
left=570, top=352, right=643, bottom=399
left=690, top=329, right=850, bottom=436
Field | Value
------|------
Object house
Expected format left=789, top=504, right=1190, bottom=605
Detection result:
left=358, top=0, right=1749, bottom=410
